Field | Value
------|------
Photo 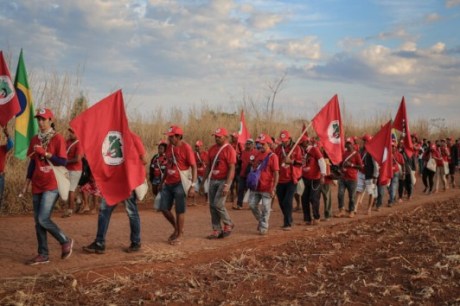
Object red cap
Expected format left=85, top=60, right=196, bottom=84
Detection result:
left=165, top=125, right=183, bottom=136
left=299, top=135, right=309, bottom=143
left=278, top=130, right=290, bottom=142
left=346, top=137, right=354, bottom=143
left=231, top=132, right=239, bottom=138
left=212, top=128, right=228, bottom=137
left=35, top=108, right=54, bottom=120
left=362, top=134, right=372, bottom=142
left=256, top=133, right=273, bottom=144
left=158, top=139, right=167, bottom=145
left=195, top=140, right=203, bottom=147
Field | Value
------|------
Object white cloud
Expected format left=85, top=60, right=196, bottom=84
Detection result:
left=362, top=45, right=416, bottom=75
left=425, top=12, right=441, bottom=22
left=249, top=13, right=283, bottom=29
left=446, top=0, right=460, bottom=8
left=267, top=36, right=321, bottom=60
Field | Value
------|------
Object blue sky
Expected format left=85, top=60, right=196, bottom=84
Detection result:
left=1, top=0, right=460, bottom=124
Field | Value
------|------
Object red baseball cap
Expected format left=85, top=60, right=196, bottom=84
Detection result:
left=165, top=125, right=183, bottom=136
left=346, top=137, right=354, bottom=143
left=299, top=135, right=309, bottom=143
left=362, top=134, right=372, bottom=142
left=158, top=139, right=167, bottom=145
left=278, top=130, right=290, bottom=143
left=35, top=108, right=54, bottom=120
left=256, top=133, right=273, bottom=144
left=195, top=140, right=203, bottom=147
left=212, top=128, right=228, bottom=137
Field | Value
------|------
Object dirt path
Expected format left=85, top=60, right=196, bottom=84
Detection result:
left=0, top=182, right=458, bottom=280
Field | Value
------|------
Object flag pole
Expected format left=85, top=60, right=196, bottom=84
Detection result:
left=286, top=121, right=312, bottom=159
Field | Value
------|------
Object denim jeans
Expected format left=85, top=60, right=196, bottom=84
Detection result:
left=248, top=191, right=272, bottom=231
left=236, top=176, right=248, bottom=207
left=376, top=184, right=386, bottom=208
left=96, top=192, right=140, bottom=245
left=388, top=172, right=400, bottom=204
left=337, top=179, right=357, bottom=212
left=301, top=178, right=321, bottom=222
left=160, top=182, right=186, bottom=214
left=33, top=190, right=70, bottom=257
left=208, top=179, right=233, bottom=231
left=320, top=183, right=332, bottom=219
left=0, top=174, right=4, bottom=209
left=276, top=182, right=296, bottom=227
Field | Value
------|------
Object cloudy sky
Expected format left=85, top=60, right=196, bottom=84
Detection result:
left=1, top=0, right=460, bottom=123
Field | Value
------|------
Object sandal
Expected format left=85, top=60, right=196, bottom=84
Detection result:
left=168, top=232, right=177, bottom=242
left=169, top=238, right=181, bottom=246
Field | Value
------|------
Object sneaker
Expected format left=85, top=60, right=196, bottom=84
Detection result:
left=334, top=210, right=345, bottom=218
left=232, top=205, right=242, bottom=210
left=282, top=225, right=292, bottom=231
left=62, top=209, right=73, bottom=218
left=126, top=242, right=141, bottom=253
left=83, top=241, right=105, bottom=254
left=61, top=238, right=74, bottom=259
left=348, top=211, right=355, bottom=218
left=207, top=230, right=221, bottom=240
left=221, top=223, right=235, bottom=238
left=311, top=219, right=319, bottom=225
left=27, top=254, right=50, bottom=265
left=259, top=229, right=268, bottom=235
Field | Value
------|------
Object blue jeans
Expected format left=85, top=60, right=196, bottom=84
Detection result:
left=248, top=191, right=272, bottom=231
left=276, top=182, right=296, bottom=227
left=96, top=192, right=140, bottom=245
left=33, top=190, right=69, bottom=257
left=236, top=176, right=248, bottom=207
left=376, top=184, right=386, bottom=208
left=388, top=172, right=400, bottom=204
left=338, top=179, right=357, bottom=212
left=208, top=179, right=233, bottom=231
left=0, top=174, right=4, bottom=209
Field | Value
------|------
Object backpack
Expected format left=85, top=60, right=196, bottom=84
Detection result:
left=246, top=153, right=272, bottom=191
left=78, top=157, right=92, bottom=186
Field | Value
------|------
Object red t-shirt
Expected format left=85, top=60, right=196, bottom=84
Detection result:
left=0, top=145, right=7, bottom=173
left=341, top=150, right=363, bottom=181
left=207, top=143, right=237, bottom=180
left=432, top=148, right=444, bottom=166
left=253, top=150, right=279, bottom=192
left=240, top=149, right=258, bottom=177
left=65, top=139, right=83, bottom=171
left=392, top=151, right=405, bottom=173
left=275, top=144, right=302, bottom=184
left=301, top=146, right=323, bottom=180
left=195, top=151, right=208, bottom=177
left=27, top=134, right=67, bottom=194
left=164, top=142, right=196, bottom=185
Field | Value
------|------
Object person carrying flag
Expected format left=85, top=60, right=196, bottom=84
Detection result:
left=274, top=130, right=302, bottom=230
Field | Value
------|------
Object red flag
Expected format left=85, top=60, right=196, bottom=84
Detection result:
left=365, top=120, right=393, bottom=183
left=392, top=96, right=414, bottom=157
left=312, top=95, right=344, bottom=165
left=70, top=90, right=145, bottom=205
left=0, top=51, right=20, bottom=126
left=237, top=110, right=251, bottom=145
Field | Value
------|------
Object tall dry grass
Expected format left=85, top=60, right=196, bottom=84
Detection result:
left=0, top=70, right=459, bottom=214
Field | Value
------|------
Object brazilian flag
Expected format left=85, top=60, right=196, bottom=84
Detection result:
left=14, top=49, right=38, bottom=159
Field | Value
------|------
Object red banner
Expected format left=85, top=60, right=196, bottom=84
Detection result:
left=0, top=51, right=20, bottom=126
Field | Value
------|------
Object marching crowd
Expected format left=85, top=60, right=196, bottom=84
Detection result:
left=0, top=108, right=459, bottom=266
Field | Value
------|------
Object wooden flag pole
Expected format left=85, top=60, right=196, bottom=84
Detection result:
left=286, top=121, right=313, bottom=159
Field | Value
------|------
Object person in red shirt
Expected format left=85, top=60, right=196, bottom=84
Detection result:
left=159, top=125, right=197, bottom=245
left=234, top=138, right=257, bottom=210
left=319, top=147, right=335, bottom=220
left=388, top=140, right=404, bottom=205
left=61, top=128, right=83, bottom=217
left=435, top=139, right=449, bottom=192
left=274, top=130, right=302, bottom=230
left=194, top=140, right=208, bottom=198
left=422, top=143, right=437, bottom=194
left=300, top=136, right=326, bottom=225
left=335, top=138, right=363, bottom=218
left=228, top=132, right=243, bottom=203
left=149, top=141, right=168, bottom=199
left=20, top=108, right=73, bottom=265
left=0, top=126, right=13, bottom=211
left=204, top=128, right=236, bottom=239
left=248, top=133, right=279, bottom=235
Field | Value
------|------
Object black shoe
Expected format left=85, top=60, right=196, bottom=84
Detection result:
left=126, top=242, right=141, bottom=253
left=83, top=241, right=105, bottom=254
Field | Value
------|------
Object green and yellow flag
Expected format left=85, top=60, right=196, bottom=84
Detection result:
left=14, top=50, right=38, bottom=159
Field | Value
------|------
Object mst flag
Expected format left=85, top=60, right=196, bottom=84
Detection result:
left=0, top=51, right=20, bottom=127
left=70, top=90, right=145, bottom=205
left=312, top=95, right=344, bottom=165
left=365, top=120, right=393, bottom=183
left=393, top=96, right=414, bottom=157
left=14, top=50, right=38, bottom=159
left=237, top=110, right=251, bottom=145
